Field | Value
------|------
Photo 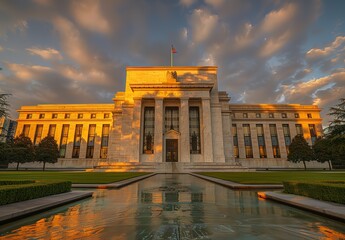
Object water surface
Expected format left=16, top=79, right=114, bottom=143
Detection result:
left=0, top=174, right=344, bottom=239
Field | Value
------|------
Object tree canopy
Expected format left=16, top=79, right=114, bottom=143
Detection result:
left=7, top=134, right=35, bottom=170
left=35, top=136, right=59, bottom=170
left=0, top=93, right=11, bottom=118
left=287, top=135, right=314, bottom=170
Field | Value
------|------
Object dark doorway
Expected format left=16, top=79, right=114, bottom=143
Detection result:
left=166, top=139, right=178, bottom=162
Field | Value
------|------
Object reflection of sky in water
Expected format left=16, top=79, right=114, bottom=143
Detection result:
left=0, top=174, right=344, bottom=239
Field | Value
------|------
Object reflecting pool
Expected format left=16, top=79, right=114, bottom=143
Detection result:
left=0, top=174, right=344, bottom=239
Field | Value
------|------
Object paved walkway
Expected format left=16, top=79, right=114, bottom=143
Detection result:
left=0, top=191, right=93, bottom=224
left=190, top=173, right=283, bottom=189
left=72, top=173, right=156, bottom=189
left=258, top=191, right=345, bottom=221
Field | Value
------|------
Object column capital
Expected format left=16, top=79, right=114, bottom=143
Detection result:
left=201, top=97, right=211, bottom=101
left=133, top=97, right=142, bottom=101
left=180, top=97, right=189, bottom=101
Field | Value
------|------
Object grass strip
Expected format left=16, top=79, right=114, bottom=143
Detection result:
left=198, top=172, right=345, bottom=184
left=0, top=172, right=150, bottom=184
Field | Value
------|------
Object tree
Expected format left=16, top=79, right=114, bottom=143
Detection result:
left=0, top=142, right=8, bottom=168
left=35, top=136, right=59, bottom=171
left=287, top=135, right=314, bottom=170
left=7, top=134, right=35, bottom=170
left=313, top=137, right=332, bottom=170
left=0, top=93, right=11, bottom=118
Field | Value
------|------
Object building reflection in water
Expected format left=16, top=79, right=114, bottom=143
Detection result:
left=0, top=174, right=344, bottom=239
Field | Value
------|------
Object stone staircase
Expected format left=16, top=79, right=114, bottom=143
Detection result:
left=87, top=162, right=248, bottom=173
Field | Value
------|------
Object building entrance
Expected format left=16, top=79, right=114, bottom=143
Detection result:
left=166, top=139, right=178, bottom=162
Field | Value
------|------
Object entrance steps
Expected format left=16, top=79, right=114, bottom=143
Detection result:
left=87, top=162, right=248, bottom=173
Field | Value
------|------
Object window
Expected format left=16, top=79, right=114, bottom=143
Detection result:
left=72, top=124, right=83, bottom=158
left=65, top=113, right=70, bottom=119
left=48, top=124, right=56, bottom=138
left=189, top=107, right=201, bottom=154
left=100, top=124, right=110, bottom=159
left=309, top=124, right=317, bottom=145
left=269, top=113, right=274, bottom=118
left=91, top=113, right=96, bottom=119
left=78, top=113, right=83, bottom=119
left=307, top=113, right=312, bottom=119
left=294, top=113, right=300, bottom=118
left=283, top=124, right=291, bottom=154
left=52, top=113, right=58, bottom=119
left=59, top=124, right=69, bottom=158
left=86, top=124, right=96, bottom=158
left=243, top=113, right=248, bottom=118
left=39, top=114, right=45, bottom=119
left=34, top=125, right=43, bottom=145
left=269, top=124, right=280, bottom=158
left=256, top=113, right=261, bottom=118
left=26, top=114, right=32, bottom=119
left=296, top=124, right=303, bottom=136
left=104, top=113, right=110, bottom=118
left=165, top=107, right=179, bottom=132
left=282, top=113, right=287, bottom=118
left=22, top=125, right=30, bottom=137
left=232, top=124, right=239, bottom=158
left=243, top=124, right=253, bottom=158
left=143, top=107, right=155, bottom=154
left=256, top=124, right=267, bottom=158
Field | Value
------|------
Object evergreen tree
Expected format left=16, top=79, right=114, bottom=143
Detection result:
left=0, top=142, right=8, bottom=168
left=0, top=93, right=11, bottom=118
left=313, top=137, right=332, bottom=170
left=287, top=135, right=314, bottom=170
left=35, top=136, right=59, bottom=171
left=8, top=134, right=35, bottom=170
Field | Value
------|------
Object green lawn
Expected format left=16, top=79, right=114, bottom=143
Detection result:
left=199, top=171, right=345, bottom=184
left=0, top=171, right=150, bottom=184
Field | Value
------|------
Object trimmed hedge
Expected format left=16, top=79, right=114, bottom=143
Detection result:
left=283, top=181, right=345, bottom=204
left=0, top=181, right=72, bottom=205
left=0, top=180, right=35, bottom=185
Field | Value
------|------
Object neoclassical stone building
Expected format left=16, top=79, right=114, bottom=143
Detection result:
left=15, top=66, right=326, bottom=171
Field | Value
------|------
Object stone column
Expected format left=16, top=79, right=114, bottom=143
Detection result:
left=79, top=123, right=88, bottom=159
left=250, top=123, right=260, bottom=159
left=65, top=124, right=75, bottom=159
left=277, top=124, right=287, bottom=158
left=263, top=123, right=273, bottom=158
left=180, top=98, right=190, bottom=162
left=237, top=124, right=246, bottom=159
left=202, top=98, right=213, bottom=162
left=154, top=98, right=163, bottom=162
left=131, top=98, right=142, bottom=162
left=93, top=123, right=103, bottom=159
left=222, top=112, right=232, bottom=162
left=211, top=103, right=225, bottom=162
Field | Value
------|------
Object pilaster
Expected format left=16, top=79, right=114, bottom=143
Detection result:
left=180, top=98, right=190, bottom=162
left=202, top=98, right=213, bottom=162
left=131, top=98, right=142, bottom=162
left=154, top=98, right=163, bottom=162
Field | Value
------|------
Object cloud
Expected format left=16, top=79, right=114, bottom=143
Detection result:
left=189, top=9, right=219, bottom=43
left=26, top=47, right=63, bottom=60
left=180, top=0, right=197, bottom=7
left=306, top=36, right=345, bottom=60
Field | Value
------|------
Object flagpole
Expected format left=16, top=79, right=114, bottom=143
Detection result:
left=170, top=46, right=173, bottom=66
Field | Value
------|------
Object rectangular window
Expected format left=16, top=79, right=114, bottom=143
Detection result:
left=34, top=124, right=43, bottom=145
left=91, top=113, right=96, bottom=119
left=295, top=113, right=300, bottom=118
left=39, top=114, right=45, bottom=119
left=269, top=113, right=274, bottom=118
left=52, top=113, right=58, bottom=119
left=232, top=124, right=239, bottom=158
left=189, top=107, right=201, bottom=154
left=100, top=124, right=110, bottom=159
left=86, top=124, right=96, bottom=158
left=282, top=113, right=287, bottom=118
left=72, top=124, right=83, bottom=158
left=256, top=124, right=267, bottom=158
left=256, top=113, right=261, bottom=118
left=296, top=124, right=303, bottom=136
left=143, top=107, right=155, bottom=154
left=307, top=113, right=312, bottom=119
left=243, top=113, right=248, bottom=118
left=26, top=114, right=32, bottom=119
left=309, top=124, right=317, bottom=145
left=78, top=113, right=83, bottom=119
left=48, top=124, right=56, bottom=138
left=104, top=113, right=110, bottom=118
left=243, top=124, right=253, bottom=158
left=65, top=113, right=70, bottom=119
left=165, top=107, right=179, bottom=132
left=22, top=124, right=30, bottom=137
left=269, top=124, right=280, bottom=158
left=59, top=124, right=69, bottom=158
left=283, top=124, right=291, bottom=154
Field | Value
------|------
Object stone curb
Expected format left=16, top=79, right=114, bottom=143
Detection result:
left=0, top=191, right=93, bottom=224
left=258, top=191, right=345, bottom=222
left=72, top=173, right=156, bottom=189
left=189, top=173, right=283, bottom=189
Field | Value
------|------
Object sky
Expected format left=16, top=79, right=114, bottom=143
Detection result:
left=0, top=0, right=344, bottom=126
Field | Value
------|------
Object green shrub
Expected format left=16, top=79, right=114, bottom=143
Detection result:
left=283, top=181, right=345, bottom=204
left=0, top=181, right=71, bottom=205
left=0, top=180, right=35, bottom=185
